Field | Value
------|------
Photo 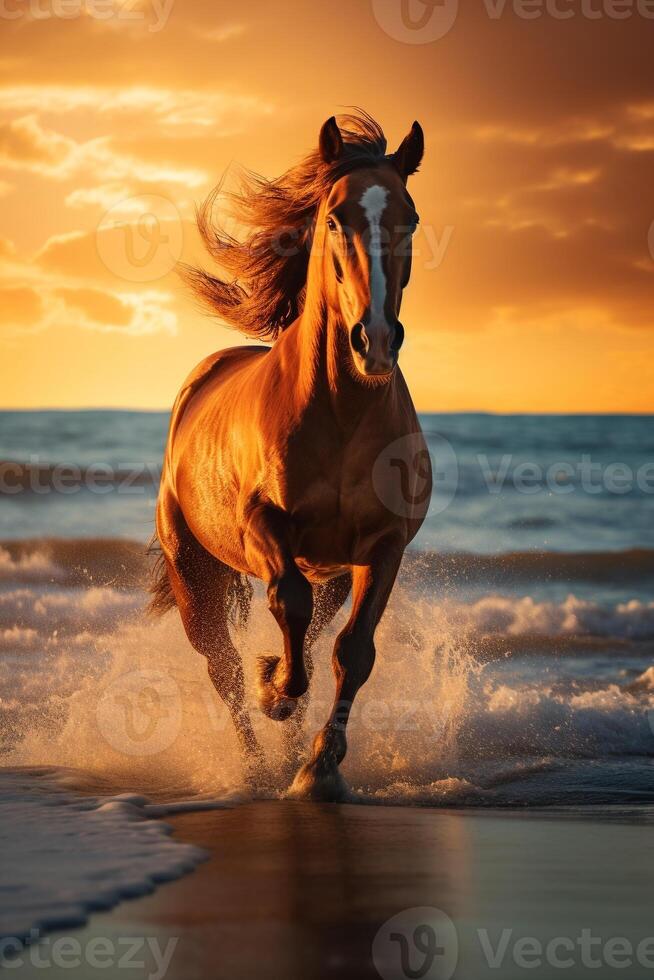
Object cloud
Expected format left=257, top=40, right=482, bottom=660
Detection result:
left=36, top=229, right=118, bottom=283
left=471, top=101, right=654, bottom=154
left=0, top=114, right=207, bottom=191
left=55, top=287, right=132, bottom=327
left=35, top=215, right=190, bottom=286
left=0, top=230, right=180, bottom=337
left=0, top=85, right=273, bottom=133
left=53, top=288, right=178, bottom=336
left=0, top=114, right=73, bottom=168
left=0, top=285, right=43, bottom=325
left=190, top=23, right=247, bottom=42
left=1, top=278, right=178, bottom=337
left=0, top=237, right=16, bottom=259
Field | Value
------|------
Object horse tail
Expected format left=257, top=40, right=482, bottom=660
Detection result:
left=147, top=533, right=253, bottom=631
left=147, top=536, right=177, bottom=616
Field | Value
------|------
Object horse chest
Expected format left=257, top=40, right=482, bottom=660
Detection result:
left=287, top=443, right=395, bottom=563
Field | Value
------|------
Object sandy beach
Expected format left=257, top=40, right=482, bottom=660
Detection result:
left=8, top=801, right=654, bottom=980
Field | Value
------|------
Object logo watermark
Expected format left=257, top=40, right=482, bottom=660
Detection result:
left=372, top=434, right=654, bottom=518
left=372, top=433, right=456, bottom=520
left=96, top=669, right=182, bottom=756
left=373, top=910, right=654, bottom=976
left=96, top=195, right=183, bottom=283
left=0, top=0, right=174, bottom=30
left=4, top=445, right=654, bottom=514
left=262, top=219, right=454, bottom=272
left=372, top=907, right=459, bottom=980
left=372, top=0, right=654, bottom=43
left=92, top=664, right=458, bottom=758
left=372, top=0, right=460, bottom=43
left=0, top=930, right=178, bottom=979
left=0, top=458, right=160, bottom=496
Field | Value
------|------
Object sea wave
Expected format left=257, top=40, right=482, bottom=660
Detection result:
left=2, top=537, right=654, bottom=591
left=401, top=547, right=654, bottom=585
left=1, top=572, right=653, bottom=806
left=1, top=553, right=654, bottom=648
left=1, top=533, right=653, bottom=811
left=0, top=539, right=147, bottom=588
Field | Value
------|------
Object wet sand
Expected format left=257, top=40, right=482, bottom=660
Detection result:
left=12, top=802, right=654, bottom=979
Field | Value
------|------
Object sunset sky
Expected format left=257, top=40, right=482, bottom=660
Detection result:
left=1, top=0, right=653, bottom=412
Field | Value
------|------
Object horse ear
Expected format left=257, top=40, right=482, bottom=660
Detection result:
left=392, top=121, right=424, bottom=181
left=319, top=116, right=344, bottom=164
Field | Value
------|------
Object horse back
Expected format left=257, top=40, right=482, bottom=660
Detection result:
left=166, top=346, right=268, bottom=450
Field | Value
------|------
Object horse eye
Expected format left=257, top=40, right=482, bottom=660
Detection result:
left=326, top=216, right=338, bottom=232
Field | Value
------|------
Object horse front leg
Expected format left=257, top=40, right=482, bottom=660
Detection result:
left=289, top=537, right=403, bottom=801
left=281, top=572, right=352, bottom=777
left=243, top=503, right=313, bottom=721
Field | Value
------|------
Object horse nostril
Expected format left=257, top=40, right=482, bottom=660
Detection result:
left=391, top=321, right=405, bottom=353
left=350, top=322, right=369, bottom=356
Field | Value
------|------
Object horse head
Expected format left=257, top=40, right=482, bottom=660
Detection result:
left=316, top=116, right=423, bottom=380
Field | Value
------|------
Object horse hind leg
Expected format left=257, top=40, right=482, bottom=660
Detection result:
left=153, top=495, right=265, bottom=781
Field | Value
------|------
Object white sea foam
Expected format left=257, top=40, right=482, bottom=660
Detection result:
left=2, top=579, right=653, bottom=810
left=0, top=770, right=208, bottom=943
left=0, top=548, right=64, bottom=584
left=0, top=586, right=141, bottom=636
left=430, top=593, right=654, bottom=641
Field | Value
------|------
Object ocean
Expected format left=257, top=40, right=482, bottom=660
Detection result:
left=1, top=410, right=653, bottom=943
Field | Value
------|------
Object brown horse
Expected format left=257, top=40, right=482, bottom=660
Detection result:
left=151, top=111, right=431, bottom=801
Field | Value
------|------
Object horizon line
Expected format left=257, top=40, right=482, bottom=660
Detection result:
left=1, top=407, right=653, bottom=418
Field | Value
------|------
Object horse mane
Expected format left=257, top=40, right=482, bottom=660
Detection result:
left=181, top=109, right=388, bottom=342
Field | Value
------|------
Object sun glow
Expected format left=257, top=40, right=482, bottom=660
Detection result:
left=0, top=2, right=652, bottom=411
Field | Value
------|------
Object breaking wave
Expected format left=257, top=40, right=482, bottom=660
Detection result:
left=1, top=552, right=653, bottom=810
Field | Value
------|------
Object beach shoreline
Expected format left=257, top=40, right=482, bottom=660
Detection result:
left=9, top=801, right=654, bottom=979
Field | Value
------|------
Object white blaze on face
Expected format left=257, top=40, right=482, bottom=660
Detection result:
left=359, top=184, right=389, bottom=324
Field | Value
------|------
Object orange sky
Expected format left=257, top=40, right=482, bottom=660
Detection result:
left=0, top=0, right=653, bottom=412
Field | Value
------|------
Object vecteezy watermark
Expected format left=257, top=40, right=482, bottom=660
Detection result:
left=371, top=0, right=654, bottom=44
left=96, top=195, right=183, bottom=283
left=372, top=0, right=460, bottom=43
left=478, top=453, right=654, bottom=496
left=94, top=665, right=457, bottom=759
left=482, top=0, right=654, bottom=19
left=266, top=219, right=454, bottom=272
left=373, top=911, right=654, bottom=977
left=477, top=929, right=654, bottom=971
left=0, top=930, right=178, bottom=979
left=0, top=0, right=174, bottom=31
left=302, top=696, right=455, bottom=736
left=96, top=669, right=182, bottom=757
left=372, top=907, right=459, bottom=980
left=372, top=432, right=457, bottom=520
left=372, top=432, right=654, bottom=519
left=0, top=458, right=160, bottom=495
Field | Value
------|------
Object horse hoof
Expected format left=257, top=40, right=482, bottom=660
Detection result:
left=287, top=760, right=350, bottom=803
left=256, top=655, right=298, bottom=721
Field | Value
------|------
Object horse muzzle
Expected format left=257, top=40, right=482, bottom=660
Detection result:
left=349, top=319, right=404, bottom=377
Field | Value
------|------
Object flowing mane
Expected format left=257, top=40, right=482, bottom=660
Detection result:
left=182, top=110, right=388, bottom=341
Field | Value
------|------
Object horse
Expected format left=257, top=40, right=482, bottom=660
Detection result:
left=151, top=111, right=432, bottom=801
